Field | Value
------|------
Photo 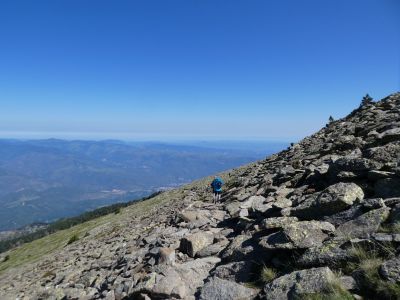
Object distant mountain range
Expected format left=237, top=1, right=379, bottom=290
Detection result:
left=0, top=139, right=286, bottom=231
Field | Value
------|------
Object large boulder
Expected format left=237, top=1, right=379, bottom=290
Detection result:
left=241, top=195, right=272, bottom=214
left=132, top=257, right=221, bottom=299
left=179, top=210, right=211, bottom=228
left=378, top=128, right=400, bottom=143
left=330, top=157, right=382, bottom=175
left=291, top=182, right=364, bottom=219
left=336, top=207, right=390, bottom=239
left=261, top=217, right=299, bottom=229
left=297, top=240, right=351, bottom=268
left=262, top=267, right=335, bottom=300
left=212, top=261, right=255, bottom=283
left=196, top=240, right=229, bottom=258
left=180, top=231, right=214, bottom=257
left=199, top=277, right=258, bottom=300
left=259, top=221, right=335, bottom=250
left=221, top=234, right=257, bottom=262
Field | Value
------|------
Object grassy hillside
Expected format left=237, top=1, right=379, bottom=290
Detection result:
left=0, top=167, right=243, bottom=275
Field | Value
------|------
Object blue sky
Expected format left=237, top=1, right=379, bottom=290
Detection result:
left=0, top=0, right=399, bottom=141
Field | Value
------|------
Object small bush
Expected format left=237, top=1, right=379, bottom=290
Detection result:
left=260, top=266, right=277, bottom=284
left=2, top=255, right=10, bottom=262
left=42, top=270, right=56, bottom=278
left=347, top=243, right=400, bottom=299
left=67, top=234, right=79, bottom=245
left=114, top=207, right=121, bottom=214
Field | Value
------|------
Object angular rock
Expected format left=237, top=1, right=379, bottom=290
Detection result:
left=180, top=231, right=214, bottom=257
left=133, top=257, right=221, bottom=299
left=221, top=234, right=256, bottom=262
left=380, top=257, right=400, bottom=283
left=225, top=201, right=242, bottom=217
left=199, top=277, right=258, bottom=300
left=331, top=157, right=382, bottom=174
left=212, top=261, right=255, bottom=283
left=262, top=267, right=335, bottom=300
left=259, top=221, right=335, bottom=250
left=196, top=240, right=229, bottom=258
left=157, top=247, right=175, bottom=266
left=379, top=128, right=400, bottom=143
left=297, top=241, right=351, bottom=268
left=261, top=217, right=299, bottom=229
left=179, top=210, right=211, bottom=228
left=291, top=182, right=364, bottom=219
left=336, top=207, right=390, bottom=239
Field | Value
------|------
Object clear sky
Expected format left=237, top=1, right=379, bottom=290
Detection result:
left=0, top=0, right=399, bottom=141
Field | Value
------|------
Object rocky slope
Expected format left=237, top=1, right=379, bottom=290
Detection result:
left=1, top=93, right=400, bottom=300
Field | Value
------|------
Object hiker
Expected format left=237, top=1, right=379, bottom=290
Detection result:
left=210, top=176, right=223, bottom=203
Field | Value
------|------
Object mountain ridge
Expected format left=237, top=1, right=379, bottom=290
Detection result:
left=1, top=92, right=400, bottom=299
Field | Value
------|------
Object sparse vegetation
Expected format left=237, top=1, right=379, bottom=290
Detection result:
left=345, top=243, right=400, bottom=299
left=0, top=192, right=162, bottom=254
left=0, top=188, right=180, bottom=274
left=2, top=255, right=10, bottom=263
left=328, top=116, right=335, bottom=123
left=299, top=272, right=353, bottom=300
left=379, top=221, right=400, bottom=233
left=260, top=266, right=277, bottom=284
left=361, top=93, right=373, bottom=106
left=42, top=270, right=56, bottom=278
left=67, top=234, right=79, bottom=245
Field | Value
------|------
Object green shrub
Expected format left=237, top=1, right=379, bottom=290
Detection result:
left=347, top=244, right=400, bottom=299
left=260, top=266, right=277, bottom=284
left=2, top=255, right=10, bottom=262
left=67, top=234, right=79, bottom=245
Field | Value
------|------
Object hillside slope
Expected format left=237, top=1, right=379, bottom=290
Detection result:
left=1, top=93, right=400, bottom=300
left=0, top=139, right=272, bottom=231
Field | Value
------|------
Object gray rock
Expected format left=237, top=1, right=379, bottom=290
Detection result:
left=221, top=235, right=255, bottom=262
left=212, top=261, right=255, bottom=283
left=340, top=275, right=357, bottom=290
left=262, top=267, right=335, bottom=300
left=380, top=257, right=400, bottom=283
left=297, top=241, right=351, bottom=268
left=322, top=205, right=364, bottom=226
left=199, top=277, right=258, bottom=300
left=180, top=231, right=214, bottom=257
left=259, top=221, right=335, bottom=249
left=368, top=170, right=395, bottom=180
left=179, top=210, right=210, bottom=227
left=261, top=217, right=299, bottom=229
left=133, top=257, right=221, bottom=299
left=291, top=182, right=364, bottom=219
left=379, top=128, right=400, bottom=143
left=225, top=201, right=242, bottom=217
left=331, top=157, right=382, bottom=173
left=196, top=240, right=229, bottom=257
left=364, top=143, right=400, bottom=163
left=336, top=207, right=390, bottom=239
left=157, top=247, right=175, bottom=265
